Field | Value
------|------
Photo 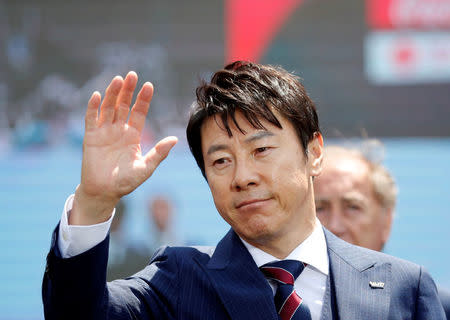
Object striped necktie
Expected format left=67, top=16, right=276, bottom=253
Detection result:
left=260, top=260, right=312, bottom=320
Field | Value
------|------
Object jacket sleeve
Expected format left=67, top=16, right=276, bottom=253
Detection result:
left=437, top=286, right=450, bottom=320
left=42, top=224, right=179, bottom=320
left=414, top=266, right=446, bottom=320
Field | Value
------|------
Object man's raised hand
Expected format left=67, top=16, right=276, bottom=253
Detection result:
left=70, top=72, right=178, bottom=225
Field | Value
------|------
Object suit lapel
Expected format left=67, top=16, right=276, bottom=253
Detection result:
left=325, top=229, right=391, bottom=320
left=319, top=272, right=332, bottom=320
left=195, top=229, right=278, bottom=320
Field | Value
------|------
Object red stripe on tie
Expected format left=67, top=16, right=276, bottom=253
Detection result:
left=259, top=266, right=294, bottom=285
left=279, top=291, right=302, bottom=320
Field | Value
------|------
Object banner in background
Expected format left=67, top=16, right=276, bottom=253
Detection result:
left=225, top=0, right=303, bottom=63
left=367, top=0, right=450, bottom=29
left=365, top=0, right=450, bottom=84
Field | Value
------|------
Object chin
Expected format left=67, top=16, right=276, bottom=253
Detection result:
left=236, top=221, right=275, bottom=243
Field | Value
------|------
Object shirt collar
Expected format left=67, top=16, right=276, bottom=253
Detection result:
left=240, top=218, right=329, bottom=275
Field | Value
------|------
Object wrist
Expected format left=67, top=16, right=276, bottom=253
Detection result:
left=69, top=185, right=118, bottom=225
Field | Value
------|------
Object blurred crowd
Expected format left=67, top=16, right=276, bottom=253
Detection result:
left=107, top=194, right=183, bottom=281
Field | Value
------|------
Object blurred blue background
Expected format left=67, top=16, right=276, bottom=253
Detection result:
left=1, top=0, right=449, bottom=318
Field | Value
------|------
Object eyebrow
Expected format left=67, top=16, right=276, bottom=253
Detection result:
left=207, top=144, right=229, bottom=156
left=244, top=131, right=275, bottom=143
left=315, top=194, right=365, bottom=204
left=342, top=193, right=365, bottom=203
left=206, top=131, right=275, bottom=156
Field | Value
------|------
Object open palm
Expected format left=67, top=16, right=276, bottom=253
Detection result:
left=72, top=72, right=177, bottom=225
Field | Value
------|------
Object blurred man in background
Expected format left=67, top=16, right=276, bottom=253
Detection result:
left=313, top=145, right=395, bottom=252
left=106, top=199, right=149, bottom=280
left=107, top=195, right=181, bottom=280
left=147, top=194, right=180, bottom=253
left=314, top=143, right=450, bottom=318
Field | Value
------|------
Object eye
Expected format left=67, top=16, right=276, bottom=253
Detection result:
left=315, top=201, right=327, bottom=213
left=315, top=205, right=327, bottom=215
left=346, top=203, right=362, bottom=213
left=255, top=146, right=270, bottom=155
left=213, top=157, right=230, bottom=169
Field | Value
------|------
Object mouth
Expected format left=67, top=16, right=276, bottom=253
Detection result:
left=236, top=198, right=272, bottom=209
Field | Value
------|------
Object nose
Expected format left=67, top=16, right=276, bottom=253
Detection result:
left=231, top=158, right=259, bottom=191
left=327, top=207, right=347, bottom=237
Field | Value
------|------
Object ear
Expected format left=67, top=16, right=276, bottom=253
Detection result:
left=307, top=132, right=324, bottom=177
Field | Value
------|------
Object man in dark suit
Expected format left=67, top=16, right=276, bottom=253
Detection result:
left=314, top=144, right=450, bottom=319
left=42, top=62, right=446, bottom=319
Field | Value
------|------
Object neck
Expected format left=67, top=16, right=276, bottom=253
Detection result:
left=244, top=215, right=316, bottom=259
left=241, top=183, right=318, bottom=259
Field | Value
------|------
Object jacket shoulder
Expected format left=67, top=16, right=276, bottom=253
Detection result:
left=325, top=228, right=422, bottom=276
left=149, top=245, right=216, bottom=266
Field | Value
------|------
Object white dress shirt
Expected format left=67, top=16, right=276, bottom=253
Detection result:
left=241, top=219, right=329, bottom=320
left=58, top=194, right=115, bottom=258
left=58, top=195, right=329, bottom=319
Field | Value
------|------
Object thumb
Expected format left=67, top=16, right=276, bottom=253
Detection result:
left=143, top=136, right=178, bottom=174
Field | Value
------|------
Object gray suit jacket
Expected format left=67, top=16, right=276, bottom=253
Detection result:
left=324, top=229, right=445, bottom=319
left=43, top=226, right=446, bottom=319
left=438, top=286, right=450, bottom=319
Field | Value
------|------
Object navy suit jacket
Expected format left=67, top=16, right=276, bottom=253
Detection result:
left=43, top=226, right=445, bottom=319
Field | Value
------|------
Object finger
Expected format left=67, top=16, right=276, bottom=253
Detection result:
left=114, top=71, right=138, bottom=123
left=85, top=91, right=101, bottom=131
left=128, top=82, right=154, bottom=133
left=143, top=136, right=178, bottom=177
left=98, top=76, right=123, bottom=125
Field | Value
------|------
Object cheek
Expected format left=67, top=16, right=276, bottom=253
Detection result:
left=208, top=182, right=227, bottom=210
left=270, top=157, right=305, bottom=184
left=358, top=209, right=378, bottom=225
left=350, top=215, right=374, bottom=237
left=316, top=211, right=329, bottom=225
left=273, top=168, right=309, bottom=204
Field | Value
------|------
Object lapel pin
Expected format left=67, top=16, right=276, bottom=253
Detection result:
left=369, top=281, right=385, bottom=289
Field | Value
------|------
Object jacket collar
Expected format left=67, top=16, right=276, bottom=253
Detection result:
left=197, top=228, right=279, bottom=320
left=196, top=227, right=392, bottom=320
left=324, top=228, right=391, bottom=320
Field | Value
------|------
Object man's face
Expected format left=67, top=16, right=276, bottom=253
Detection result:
left=201, top=111, right=322, bottom=250
left=313, top=153, right=392, bottom=251
left=150, top=197, right=171, bottom=232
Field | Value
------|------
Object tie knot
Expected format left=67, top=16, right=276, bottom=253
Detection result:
left=260, top=260, right=306, bottom=285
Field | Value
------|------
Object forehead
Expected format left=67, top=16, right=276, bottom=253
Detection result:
left=327, top=154, right=368, bottom=176
left=315, top=154, right=373, bottom=197
left=200, top=111, right=296, bottom=151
